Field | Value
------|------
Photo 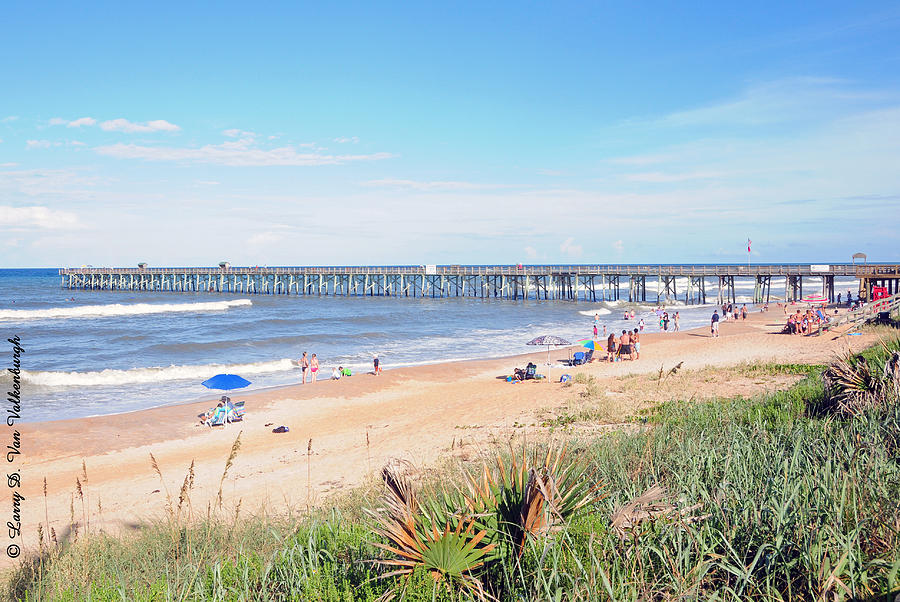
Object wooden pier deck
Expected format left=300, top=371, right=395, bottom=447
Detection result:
left=59, top=263, right=900, bottom=304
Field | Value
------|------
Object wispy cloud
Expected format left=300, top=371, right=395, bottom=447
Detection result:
left=560, top=237, right=583, bottom=257
left=27, top=140, right=62, bottom=149
left=1, top=116, right=18, bottom=123
left=100, top=118, right=180, bottom=133
left=334, top=136, right=359, bottom=144
left=624, top=170, right=726, bottom=183
left=26, top=139, right=86, bottom=149
left=95, top=139, right=395, bottom=166
left=223, top=128, right=255, bottom=138
left=362, top=178, right=507, bottom=191
left=68, top=117, right=97, bottom=128
left=0, top=206, right=83, bottom=230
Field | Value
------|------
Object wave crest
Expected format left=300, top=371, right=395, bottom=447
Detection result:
left=0, top=299, right=252, bottom=321
left=21, top=358, right=294, bottom=387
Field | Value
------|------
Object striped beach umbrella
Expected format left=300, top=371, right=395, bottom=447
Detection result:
left=527, top=335, right=572, bottom=381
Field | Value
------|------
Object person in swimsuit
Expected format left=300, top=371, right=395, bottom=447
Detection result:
left=299, top=352, right=309, bottom=384
left=673, top=312, right=680, bottom=332
left=310, top=353, right=319, bottom=383
left=632, top=328, right=640, bottom=360
left=606, top=333, right=616, bottom=362
left=619, top=330, right=631, bottom=360
left=373, top=354, right=381, bottom=375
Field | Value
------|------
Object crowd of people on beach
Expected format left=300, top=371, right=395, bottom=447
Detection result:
left=296, top=351, right=380, bottom=384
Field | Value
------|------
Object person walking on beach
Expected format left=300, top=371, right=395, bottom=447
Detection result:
left=373, top=354, right=382, bottom=375
left=741, top=305, right=748, bottom=320
left=673, top=312, right=680, bottom=332
left=632, top=328, right=640, bottom=360
left=639, top=318, right=645, bottom=332
left=310, top=353, right=319, bottom=384
left=711, top=310, right=720, bottom=338
left=299, top=352, right=309, bottom=384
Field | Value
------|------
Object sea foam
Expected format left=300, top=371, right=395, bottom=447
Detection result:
left=0, top=299, right=252, bottom=321
left=21, top=357, right=295, bottom=387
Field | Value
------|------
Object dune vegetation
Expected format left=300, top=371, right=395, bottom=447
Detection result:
left=8, top=339, right=900, bottom=601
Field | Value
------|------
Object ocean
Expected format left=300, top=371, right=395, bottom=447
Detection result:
left=0, top=268, right=858, bottom=422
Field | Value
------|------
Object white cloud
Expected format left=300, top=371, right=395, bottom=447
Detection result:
left=223, top=129, right=255, bottom=138
left=68, top=117, right=97, bottom=128
left=48, top=117, right=67, bottom=126
left=100, top=118, right=180, bottom=133
left=560, top=237, right=583, bottom=257
left=26, top=140, right=62, bottom=149
left=624, top=170, right=726, bottom=183
left=0, top=206, right=83, bottom=230
left=334, top=136, right=359, bottom=144
left=247, top=231, right=285, bottom=247
left=1, top=116, right=18, bottom=123
left=362, top=178, right=506, bottom=191
left=524, top=245, right=538, bottom=259
left=96, top=140, right=395, bottom=166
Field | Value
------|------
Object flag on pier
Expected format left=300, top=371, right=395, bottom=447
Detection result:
left=747, top=238, right=752, bottom=253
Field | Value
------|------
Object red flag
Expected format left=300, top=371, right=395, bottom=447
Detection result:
left=747, top=238, right=752, bottom=253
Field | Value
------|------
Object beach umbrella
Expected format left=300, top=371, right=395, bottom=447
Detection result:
left=201, top=374, right=251, bottom=390
left=576, top=338, right=603, bottom=351
left=527, top=335, right=572, bottom=381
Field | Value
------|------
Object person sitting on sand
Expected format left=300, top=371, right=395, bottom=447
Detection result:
left=607, top=333, right=617, bottom=361
left=331, top=366, right=342, bottom=380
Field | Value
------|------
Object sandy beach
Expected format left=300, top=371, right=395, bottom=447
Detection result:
left=13, top=308, right=879, bottom=569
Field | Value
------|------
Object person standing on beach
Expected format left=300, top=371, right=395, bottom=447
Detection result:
left=673, top=312, right=680, bottom=332
left=741, top=305, right=748, bottom=320
left=310, top=353, right=319, bottom=384
left=663, top=312, right=670, bottom=332
left=711, top=310, right=720, bottom=337
left=602, top=325, right=607, bottom=337
left=373, top=354, right=381, bottom=375
left=299, top=352, right=309, bottom=384
left=639, top=318, right=645, bottom=332
left=593, top=324, right=598, bottom=339
left=632, top=328, right=640, bottom=360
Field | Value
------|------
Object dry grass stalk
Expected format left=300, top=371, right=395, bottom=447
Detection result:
left=611, top=484, right=706, bottom=540
left=217, top=432, right=242, bottom=509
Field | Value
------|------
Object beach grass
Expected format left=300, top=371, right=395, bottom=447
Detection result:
left=9, top=343, right=900, bottom=601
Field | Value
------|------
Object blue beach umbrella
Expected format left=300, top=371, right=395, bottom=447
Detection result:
left=202, top=374, right=251, bottom=390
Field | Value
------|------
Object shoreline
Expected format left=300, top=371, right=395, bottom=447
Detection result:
left=15, top=308, right=879, bottom=570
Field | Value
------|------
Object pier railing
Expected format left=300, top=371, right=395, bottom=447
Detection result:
left=57, top=263, right=900, bottom=304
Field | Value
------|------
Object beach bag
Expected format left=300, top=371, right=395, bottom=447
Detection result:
left=559, top=374, right=571, bottom=383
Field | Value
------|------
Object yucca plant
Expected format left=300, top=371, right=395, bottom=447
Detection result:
left=367, top=463, right=497, bottom=601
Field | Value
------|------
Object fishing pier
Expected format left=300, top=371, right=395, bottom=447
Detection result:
left=59, top=263, right=900, bottom=304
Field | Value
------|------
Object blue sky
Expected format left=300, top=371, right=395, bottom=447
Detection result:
left=2, top=2, right=899, bottom=267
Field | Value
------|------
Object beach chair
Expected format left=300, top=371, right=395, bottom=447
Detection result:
left=226, top=401, right=245, bottom=422
left=206, top=405, right=228, bottom=427
left=584, top=349, right=594, bottom=363
left=572, top=351, right=585, bottom=366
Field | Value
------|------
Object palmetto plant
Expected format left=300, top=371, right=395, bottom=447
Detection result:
left=820, top=341, right=900, bottom=416
left=367, top=463, right=497, bottom=601
left=367, top=444, right=603, bottom=599
left=459, top=443, right=604, bottom=557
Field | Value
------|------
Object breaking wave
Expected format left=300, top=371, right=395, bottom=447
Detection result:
left=0, top=299, right=252, bottom=321
left=21, top=358, right=294, bottom=387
